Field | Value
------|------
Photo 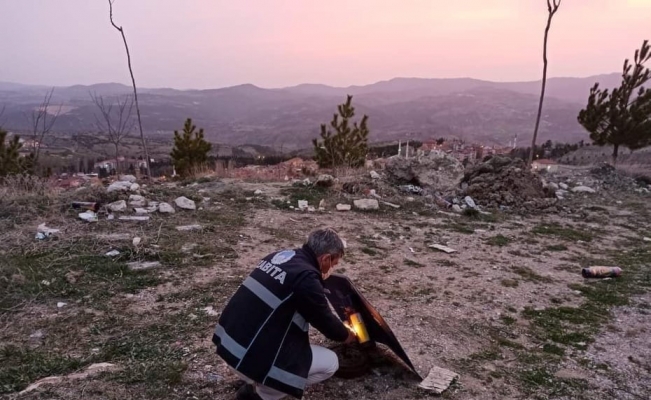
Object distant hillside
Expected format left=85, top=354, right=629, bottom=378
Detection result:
left=0, top=73, right=621, bottom=149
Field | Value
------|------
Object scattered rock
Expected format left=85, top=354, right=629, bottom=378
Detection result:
left=119, top=174, right=137, bottom=183
left=572, top=186, right=596, bottom=193
left=105, top=250, right=121, bottom=257
left=57, top=302, right=67, bottom=308
left=158, top=202, right=175, bottom=214
left=107, top=181, right=132, bottom=193
left=175, top=196, right=196, bottom=210
left=429, top=244, right=457, bottom=254
left=644, top=237, right=651, bottom=242
left=132, top=237, right=142, bottom=246
left=406, top=197, right=415, bottom=202
left=254, top=189, right=263, bottom=195
left=127, top=261, right=161, bottom=271
left=370, top=170, right=381, bottom=180
left=118, top=216, right=150, bottom=222
left=336, top=204, right=352, bottom=211
left=176, top=224, right=203, bottom=232
left=129, top=194, right=146, bottom=207
left=108, top=200, right=127, bottom=212
left=307, top=206, right=316, bottom=212
left=78, top=211, right=98, bottom=222
left=464, top=196, right=477, bottom=209
left=318, top=199, right=326, bottom=210
left=29, top=330, right=45, bottom=340
left=134, top=207, right=152, bottom=214
left=559, top=182, right=569, bottom=190
left=298, top=200, right=309, bottom=211
left=36, top=223, right=60, bottom=240
left=129, top=183, right=140, bottom=192
left=452, top=204, right=462, bottom=213
left=182, top=243, right=198, bottom=252
left=353, top=199, right=379, bottom=210
left=315, top=174, right=336, bottom=188
left=386, top=150, right=464, bottom=192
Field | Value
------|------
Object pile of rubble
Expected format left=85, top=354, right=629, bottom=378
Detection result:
left=385, top=150, right=464, bottom=194
left=459, top=156, right=555, bottom=210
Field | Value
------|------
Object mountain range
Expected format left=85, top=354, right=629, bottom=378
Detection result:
left=0, top=73, right=622, bottom=149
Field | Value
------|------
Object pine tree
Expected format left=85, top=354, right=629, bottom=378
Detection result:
left=312, top=95, right=369, bottom=169
left=170, top=118, right=212, bottom=177
left=0, top=129, right=33, bottom=177
left=578, top=40, right=651, bottom=164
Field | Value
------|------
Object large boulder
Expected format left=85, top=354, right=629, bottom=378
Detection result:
left=386, top=151, right=464, bottom=193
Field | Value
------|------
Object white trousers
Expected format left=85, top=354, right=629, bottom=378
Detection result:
left=233, top=345, right=339, bottom=400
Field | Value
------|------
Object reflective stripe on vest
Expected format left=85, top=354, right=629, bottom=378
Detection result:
left=243, top=276, right=282, bottom=309
left=214, top=324, right=246, bottom=359
left=292, top=312, right=308, bottom=331
left=267, top=366, right=307, bottom=390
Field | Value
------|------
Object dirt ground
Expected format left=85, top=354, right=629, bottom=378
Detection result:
left=1, top=174, right=650, bottom=399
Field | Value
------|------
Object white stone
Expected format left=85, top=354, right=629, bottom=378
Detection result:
left=105, top=250, right=120, bottom=257
left=79, top=211, right=98, bottom=222
left=254, top=189, right=263, bottom=195
left=452, top=204, right=462, bottom=213
left=370, top=170, right=381, bottom=180
left=57, top=302, right=67, bottom=308
left=353, top=199, right=379, bottom=210
left=175, top=196, right=196, bottom=210
left=132, top=237, right=142, bottom=246
left=119, top=174, right=137, bottom=183
left=572, top=186, right=596, bottom=193
left=318, top=199, right=326, bottom=210
left=298, top=200, right=309, bottom=211
left=547, top=182, right=559, bottom=191
left=336, top=204, right=352, bottom=211
left=559, top=182, right=569, bottom=190
left=129, top=183, right=140, bottom=192
left=203, top=306, right=219, bottom=316
left=134, top=207, right=151, bottom=214
left=158, top=202, right=175, bottom=214
left=129, top=194, right=146, bottom=207
left=307, top=206, right=316, bottom=212
left=108, top=200, right=127, bottom=212
left=464, top=196, right=477, bottom=209
left=107, top=181, right=132, bottom=193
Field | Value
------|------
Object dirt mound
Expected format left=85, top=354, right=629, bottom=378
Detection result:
left=385, top=150, right=464, bottom=193
left=461, top=156, right=554, bottom=209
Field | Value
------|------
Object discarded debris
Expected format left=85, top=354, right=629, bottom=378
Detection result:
left=353, top=199, right=379, bottom=210
left=254, top=189, right=263, bottom=195
left=98, top=233, right=131, bottom=241
left=19, top=363, right=121, bottom=395
left=418, top=366, right=459, bottom=394
left=318, top=199, right=326, bottom=210
left=176, top=224, right=203, bottom=232
left=298, top=200, right=309, bottom=211
left=158, top=202, right=175, bottom=213
left=429, top=244, right=457, bottom=254
left=382, top=201, right=400, bottom=209
left=57, top=302, right=67, bottom=308
left=336, top=204, right=352, bottom=211
left=175, top=196, right=196, bottom=210
left=386, top=150, right=464, bottom=192
left=127, top=261, right=161, bottom=271
left=71, top=201, right=100, bottom=212
left=105, top=250, right=121, bottom=257
left=78, top=211, right=98, bottom=223
left=581, top=266, right=622, bottom=278
left=315, top=174, right=335, bottom=187
left=118, top=216, right=150, bottom=222
left=35, top=223, right=60, bottom=240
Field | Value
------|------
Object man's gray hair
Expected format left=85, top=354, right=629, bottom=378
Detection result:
left=306, top=228, right=345, bottom=258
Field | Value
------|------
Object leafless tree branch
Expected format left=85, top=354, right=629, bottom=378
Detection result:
left=529, top=0, right=561, bottom=166
left=90, top=92, right=135, bottom=173
left=25, top=87, right=62, bottom=167
left=108, top=0, right=151, bottom=178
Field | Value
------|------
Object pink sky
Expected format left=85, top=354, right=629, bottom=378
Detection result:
left=2, top=0, right=650, bottom=88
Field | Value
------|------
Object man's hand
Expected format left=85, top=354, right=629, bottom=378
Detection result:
left=344, top=330, right=357, bottom=344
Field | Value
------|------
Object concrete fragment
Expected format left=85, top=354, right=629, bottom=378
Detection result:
left=175, top=196, right=196, bottom=210
left=429, top=244, right=457, bottom=254
left=336, top=204, right=352, bottom=211
left=419, top=366, right=459, bottom=394
left=298, top=200, right=308, bottom=211
left=353, top=199, right=379, bottom=210
left=118, top=216, right=150, bottom=222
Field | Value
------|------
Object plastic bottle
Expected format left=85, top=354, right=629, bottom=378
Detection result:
left=581, top=266, right=622, bottom=278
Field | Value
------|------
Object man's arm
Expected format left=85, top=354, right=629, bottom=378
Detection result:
left=294, top=272, right=350, bottom=342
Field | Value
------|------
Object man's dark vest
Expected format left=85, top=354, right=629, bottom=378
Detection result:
left=212, top=245, right=345, bottom=398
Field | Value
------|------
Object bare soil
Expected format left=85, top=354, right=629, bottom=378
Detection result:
left=1, top=175, right=650, bottom=399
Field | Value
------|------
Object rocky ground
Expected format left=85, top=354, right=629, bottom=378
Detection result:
left=0, top=163, right=650, bottom=400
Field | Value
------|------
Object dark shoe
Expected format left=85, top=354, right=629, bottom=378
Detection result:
left=236, top=383, right=263, bottom=400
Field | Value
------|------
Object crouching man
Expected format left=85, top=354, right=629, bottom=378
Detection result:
left=212, top=228, right=356, bottom=400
